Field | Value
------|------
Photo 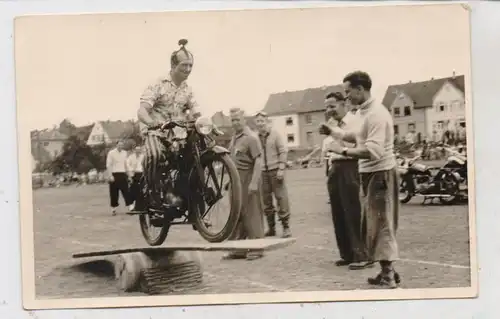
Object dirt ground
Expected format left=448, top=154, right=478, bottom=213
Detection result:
left=32, top=167, right=472, bottom=299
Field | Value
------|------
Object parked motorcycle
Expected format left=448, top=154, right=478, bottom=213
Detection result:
left=397, top=144, right=468, bottom=205
left=128, top=111, right=242, bottom=246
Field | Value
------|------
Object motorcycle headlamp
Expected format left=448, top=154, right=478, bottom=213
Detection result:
left=194, top=116, right=214, bottom=135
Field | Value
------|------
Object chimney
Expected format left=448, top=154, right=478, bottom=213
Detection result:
left=452, top=70, right=456, bottom=79
left=409, top=80, right=412, bottom=83
left=430, top=77, right=434, bottom=80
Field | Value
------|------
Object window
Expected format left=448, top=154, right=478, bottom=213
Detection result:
left=434, top=120, right=444, bottom=131
left=43, top=141, right=49, bottom=146
left=404, top=106, right=411, bottom=116
left=306, top=131, right=313, bottom=146
left=285, top=117, right=293, bottom=126
left=305, top=114, right=312, bottom=124
left=393, top=125, right=399, bottom=135
left=439, top=103, right=445, bottom=112
left=408, top=123, right=415, bottom=131
left=393, top=107, right=400, bottom=117
left=451, top=100, right=462, bottom=111
left=287, top=134, right=295, bottom=143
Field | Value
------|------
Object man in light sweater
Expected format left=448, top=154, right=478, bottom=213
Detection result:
left=254, top=111, right=291, bottom=238
left=321, top=71, right=401, bottom=288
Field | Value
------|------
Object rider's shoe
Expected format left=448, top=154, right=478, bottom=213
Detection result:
left=127, top=202, right=135, bottom=211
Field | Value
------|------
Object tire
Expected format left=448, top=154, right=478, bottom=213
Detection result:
left=139, top=213, right=172, bottom=246
left=192, top=153, right=242, bottom=243
left=399, top=180, right=413, bottom=204
left=438, top=171, right=460, bottom=205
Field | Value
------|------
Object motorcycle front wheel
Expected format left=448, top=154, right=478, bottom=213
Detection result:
left=191, top=153, right=242, bottom=243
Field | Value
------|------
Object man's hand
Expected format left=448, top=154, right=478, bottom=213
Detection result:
left=248, top=180, right=259, bottom=193
left=330, top=127, right=346, bottom=140
left=276, top=168, right=285, bottom=180
left=319, top=123, right=332, bottom=136
left=108, top=175, right=114, bottom=183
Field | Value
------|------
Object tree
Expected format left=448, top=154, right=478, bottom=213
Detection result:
left=58, top=118, right=78, bottom=137
left=50, top=135, right=95, bottom=174
left=119, top=120, right=142, bottom=149
left=90, top=143, right=113, bottom=171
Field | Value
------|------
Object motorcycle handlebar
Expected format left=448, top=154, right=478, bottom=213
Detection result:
left=149, top=120, right=196, bottom=131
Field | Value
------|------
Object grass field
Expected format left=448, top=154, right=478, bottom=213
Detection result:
left=32, top=167, right=472, bottom=298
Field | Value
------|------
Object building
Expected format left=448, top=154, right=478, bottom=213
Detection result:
left=211, top=111, right=258, bottom=132
left=86, top=120, right=136, bottom=146
left=260, top=84, right=342, bottom=150
left=382, top=73, right=465, bottom=142
left=30, top=123, right=95, bottom=171
left=30, top=128, right=68, bottom=160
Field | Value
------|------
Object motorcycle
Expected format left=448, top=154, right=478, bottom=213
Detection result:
left=397, top=144, right=468, bottom=205
left=128, top=111, right=242, bottom=246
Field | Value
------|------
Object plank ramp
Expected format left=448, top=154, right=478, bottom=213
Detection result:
left=72, top=237, right=296, bottom=259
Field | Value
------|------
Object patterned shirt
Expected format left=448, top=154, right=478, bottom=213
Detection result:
left=139, top=73, right=199, bottom=134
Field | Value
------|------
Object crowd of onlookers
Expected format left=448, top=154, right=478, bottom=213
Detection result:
left=32, top=169, right=108, bottom=189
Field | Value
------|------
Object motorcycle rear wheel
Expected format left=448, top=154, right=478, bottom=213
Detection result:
left=399, top=180, right=413, bottom=204
left=191, top=153, right=242, bottom=243
left=139, top=212, right=172, bottom=246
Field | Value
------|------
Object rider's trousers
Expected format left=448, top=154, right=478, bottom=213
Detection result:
left=142, top=133, right=168, bottom=197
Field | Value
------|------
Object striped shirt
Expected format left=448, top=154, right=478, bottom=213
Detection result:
left=139, top=74, right=199, bottom=134
left=356, top=98, right=396, bottom=173
left=258, top=128, right=287, bottom=171
left=106, top=148, right=128, bottom=173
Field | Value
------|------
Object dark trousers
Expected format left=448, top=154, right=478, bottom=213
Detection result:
left=109, top=172, right=132, bottom=208
left=128, top=172, right=143, bottom=203
left=327, top=160, right=368, bottom=262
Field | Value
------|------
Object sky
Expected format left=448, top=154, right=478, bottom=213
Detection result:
left=14, top=4, right=471, bottom=131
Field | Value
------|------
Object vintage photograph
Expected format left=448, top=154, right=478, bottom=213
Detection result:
left=15, top=3, right=476, bottom=310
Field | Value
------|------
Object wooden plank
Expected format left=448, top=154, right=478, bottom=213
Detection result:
left=72, top=238, right=296, bottom=259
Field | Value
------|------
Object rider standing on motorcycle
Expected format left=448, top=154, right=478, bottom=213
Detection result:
left=137, top=39, right=201, bottom=208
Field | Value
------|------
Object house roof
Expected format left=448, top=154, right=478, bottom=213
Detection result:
left=211, top=111, right=257, bottom=130
left=211, top=111, right=232, bottom=128
left=300, top=85, right=344, bottom=113
left=99, top=120, right=136, bottom=140
left=382, top=75, right=465, bottom=109
left=261, top=85, right=344, bottom=116
left=75, top=124, right=94, bottom=140
left=30, top=128, right=68, bottom=141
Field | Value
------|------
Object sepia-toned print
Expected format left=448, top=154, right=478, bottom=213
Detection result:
left=14, top=3, right=476, bottom=310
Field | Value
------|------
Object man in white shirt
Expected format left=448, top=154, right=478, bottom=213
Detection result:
left=127, top=145, right=145, bottom=210
left=321, top=91, right=369, bottom=270
left=106, top=140, right=134, bottom=215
